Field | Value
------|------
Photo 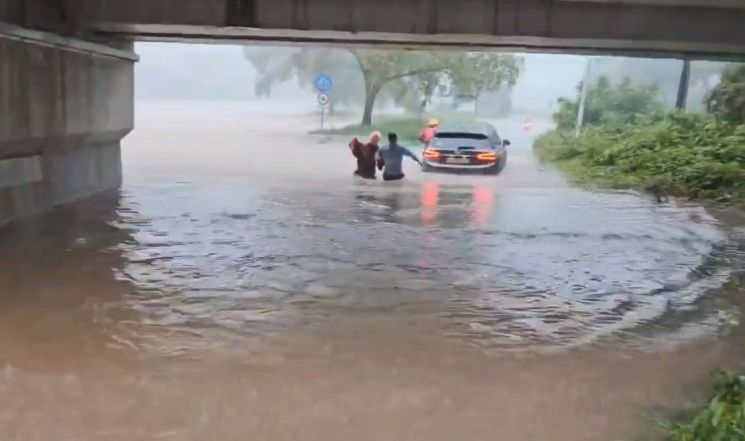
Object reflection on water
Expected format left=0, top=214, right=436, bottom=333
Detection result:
left=420, top=181, right=439, bottom=225
left=1, top=105, right=744, bottom=441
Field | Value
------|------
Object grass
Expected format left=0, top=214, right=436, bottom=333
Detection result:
left=312, top=116, right=426, bottom=144
left=311, top=112, right=475, bottom=145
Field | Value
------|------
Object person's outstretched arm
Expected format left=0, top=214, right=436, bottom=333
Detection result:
left=402, top=146, right=422, bottom=165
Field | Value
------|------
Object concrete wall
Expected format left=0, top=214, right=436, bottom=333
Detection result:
left=0, top=28, right=134, bottom=226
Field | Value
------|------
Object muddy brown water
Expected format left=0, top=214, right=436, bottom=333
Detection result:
left=1, top=102, right=744, bottom=441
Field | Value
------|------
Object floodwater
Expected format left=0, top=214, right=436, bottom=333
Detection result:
left=1, top=101, right=744, bottom=441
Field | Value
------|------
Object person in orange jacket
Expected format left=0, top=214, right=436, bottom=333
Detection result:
left=419, top=118, right=439, bottom=146
left=349, top=131, right=382, bottom=179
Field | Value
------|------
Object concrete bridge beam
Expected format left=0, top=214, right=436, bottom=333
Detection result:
left=57, top=0, right=745, bottom=58
left=0, top=24, right=135, bottom=226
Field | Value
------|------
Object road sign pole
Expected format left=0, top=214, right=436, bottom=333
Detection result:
left=575, top=57, right=592, bottom=137
left=314, top=73, right=332, bottom=132
left=316, top=92, right=330, bottom=131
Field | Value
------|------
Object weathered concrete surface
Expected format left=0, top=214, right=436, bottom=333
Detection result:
left=0, top=0, right=69, bottom=32
left=3, top=0, right=745, bottom=58
left=0, top=27, right=134, bottom=226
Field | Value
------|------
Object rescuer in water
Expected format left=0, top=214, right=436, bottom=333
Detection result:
left=377, top=132, right=422, bottom=181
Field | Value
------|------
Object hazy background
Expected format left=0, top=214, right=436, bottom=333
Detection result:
left=134, top=43, right=724, bottom=119
left=135, top=44, right=315, bottom=112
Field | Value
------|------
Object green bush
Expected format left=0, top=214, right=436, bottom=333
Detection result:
left=707, top=64, right=745, bottom=125
left=554, top=76, right=663, bottom=131
left=665, top=370, right=745, bottom=441
left=535, top=112, right=745, bottom=202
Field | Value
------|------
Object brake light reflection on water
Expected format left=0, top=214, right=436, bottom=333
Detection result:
left=420, top=181, right=495, bottom=227
left=471, top=183, right=495, bottom=228
left=420, top=181, right=439, bottom=225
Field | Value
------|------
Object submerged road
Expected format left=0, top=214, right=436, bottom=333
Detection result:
left=0, top=101, right=743, bottom=441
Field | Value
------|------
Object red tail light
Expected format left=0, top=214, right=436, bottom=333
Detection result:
left=424, top=150, right=441, bottom=159
left=476, top=152, right=498, bottom=161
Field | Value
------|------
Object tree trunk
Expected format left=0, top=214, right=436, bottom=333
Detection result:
left=361, top=93, right=374, bottom=126
left=357, top=57, right=374, bottom=126
left=361, top=85, right=380, bottom=126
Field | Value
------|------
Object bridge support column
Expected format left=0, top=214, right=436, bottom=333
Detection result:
left=0, top=24, right=135, bottom=226
left=676, top=58, right=691, bottom=111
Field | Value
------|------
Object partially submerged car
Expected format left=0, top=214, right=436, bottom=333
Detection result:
left=421, top=122, right=509, bottom=175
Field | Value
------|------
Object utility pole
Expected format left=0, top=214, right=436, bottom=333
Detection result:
left=676, top=58, right=691, bottom=111
left=575, top=57, right=592, bottom=137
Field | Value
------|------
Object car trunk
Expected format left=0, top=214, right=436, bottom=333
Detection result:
left=427, top=134, right=495, bottom=165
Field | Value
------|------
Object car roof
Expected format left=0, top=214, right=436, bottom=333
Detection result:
left=436, top=122, right=497, bottom=136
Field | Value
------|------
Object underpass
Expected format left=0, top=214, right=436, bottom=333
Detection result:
left=2, top=0, right=745, bottom=224
left=1, top=2, right=745, bottom=440
left=1, top=94, right=743, bottom=440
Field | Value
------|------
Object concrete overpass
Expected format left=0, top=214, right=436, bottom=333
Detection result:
left=5, top=0, right=745, bottom=57
left=2, top=0, right=745, bottom=224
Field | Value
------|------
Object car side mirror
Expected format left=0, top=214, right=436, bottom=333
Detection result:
left=503, top=139, right=511, bottom=147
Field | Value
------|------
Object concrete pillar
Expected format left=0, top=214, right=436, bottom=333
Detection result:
left=0, top=24, right=135, bottom=226
left=676, top=58, right=691, bottom=110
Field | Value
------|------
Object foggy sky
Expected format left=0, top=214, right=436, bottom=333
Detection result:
left=135, top=43, right=717, bottom=114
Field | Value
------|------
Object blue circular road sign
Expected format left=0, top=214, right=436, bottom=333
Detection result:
left=314, top=74, right=333, bottom=92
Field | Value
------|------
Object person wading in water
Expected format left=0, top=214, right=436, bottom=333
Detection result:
left=377, top=132, right=422, bottom=181
left=349, top=131, right=381, bottom=179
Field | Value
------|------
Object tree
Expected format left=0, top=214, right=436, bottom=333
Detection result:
left=410, top=71, right=441, bottom=113
left=286, top=49, right=366, bottom=115
left=706, top=63, right=745, bottom=125
left=446, top=53, right=523, bottom=103
left=243, top=46, right=299, bottom=97
left=244, top=47, right=444, bottom=121
left=589, top=57, right=724, bottom=110
left=553, top=76, right=662, bottom=131
left=244, top=47, right=524, bottom=126
left=350, top=50, right=453, bottom=125
left=243, top=47, right=365, bottom=112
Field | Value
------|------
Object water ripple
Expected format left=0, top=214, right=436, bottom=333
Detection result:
left=113, top=179, right=742, bottom=352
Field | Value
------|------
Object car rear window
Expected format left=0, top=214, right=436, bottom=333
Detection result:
left=430, top=133, right=494, bottom=150
left=435, top=132, right=488, bottom=140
